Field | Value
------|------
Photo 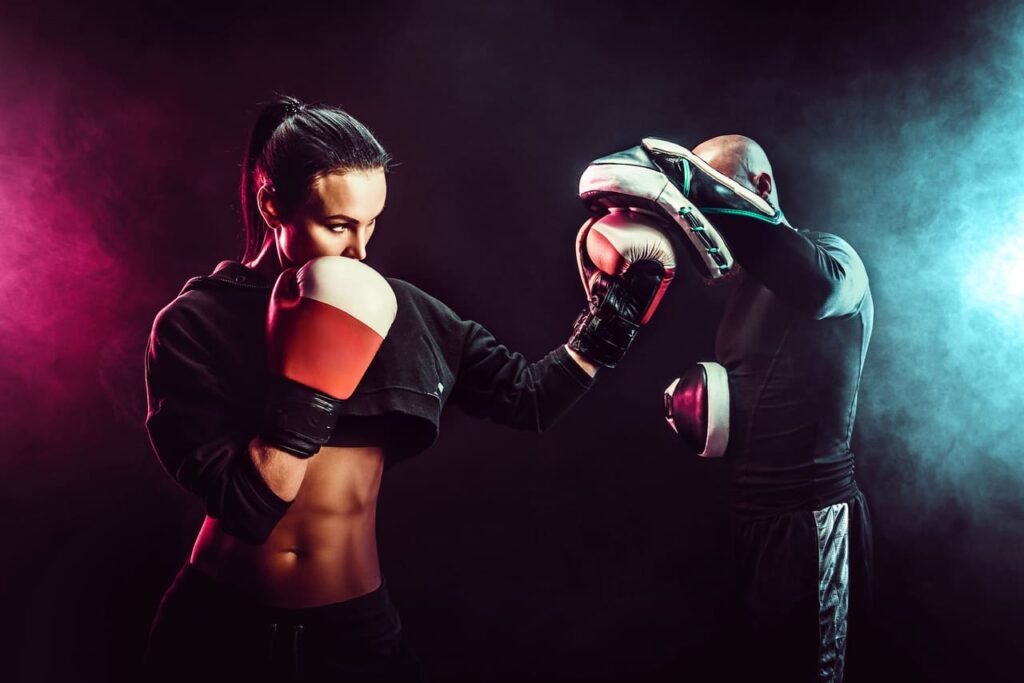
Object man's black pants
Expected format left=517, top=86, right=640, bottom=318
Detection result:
left=731, top=490, right=873, bottom=683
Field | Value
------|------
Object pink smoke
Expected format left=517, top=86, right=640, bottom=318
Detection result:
left=0, top=51, right=192, bottom=457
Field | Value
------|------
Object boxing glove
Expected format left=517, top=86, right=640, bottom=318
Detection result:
left=261, top=256, right=397, bottom=458
left=567, top=209, right=676, bottom=368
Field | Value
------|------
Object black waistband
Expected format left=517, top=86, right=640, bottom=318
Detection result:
left=729, top=469, right=860, bottom=520
left=173, top=562, right=396, bottom=628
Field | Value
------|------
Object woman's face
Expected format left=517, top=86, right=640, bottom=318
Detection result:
left=272, top=168, right=387, bottom=267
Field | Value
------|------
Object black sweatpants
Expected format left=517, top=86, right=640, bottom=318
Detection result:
left=144, top=563, right=422, bottom=682
left=731, top=490, right=873, bottom=683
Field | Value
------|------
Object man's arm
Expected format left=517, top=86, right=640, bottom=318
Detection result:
left=720, top=225, right=869, bottom=319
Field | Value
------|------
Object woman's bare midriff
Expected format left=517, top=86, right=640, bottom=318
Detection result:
left=190, top=445, right=385, bottom=608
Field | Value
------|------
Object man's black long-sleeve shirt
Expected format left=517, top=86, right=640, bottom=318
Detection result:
left=144, top=261, right=595, bottom=543
left=713, top=224, right=873, bottom=518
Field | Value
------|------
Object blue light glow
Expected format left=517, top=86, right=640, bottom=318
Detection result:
left=963, top=226, right=1024, bottom=325
left=794, top=4, right=1024, bottom=533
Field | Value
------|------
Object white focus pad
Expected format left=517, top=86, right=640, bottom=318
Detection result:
left=663, top=361, right=730, bottom=458
left=700, top=361, right=730, bottom=459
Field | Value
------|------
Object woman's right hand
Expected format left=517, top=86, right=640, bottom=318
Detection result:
left=261, top=256, right=398, bottom=459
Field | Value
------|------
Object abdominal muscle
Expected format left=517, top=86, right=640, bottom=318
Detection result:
left=190, top=445, right=385, bottom=609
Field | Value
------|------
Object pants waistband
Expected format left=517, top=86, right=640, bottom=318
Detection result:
left=174, top=561, right=395, bottom=628
left=730, top=480, right=862, bottom=521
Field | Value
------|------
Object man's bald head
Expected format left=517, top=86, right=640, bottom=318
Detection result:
left=692, top=134, right=780, bottom=210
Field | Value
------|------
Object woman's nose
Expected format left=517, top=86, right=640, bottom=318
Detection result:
left=342, top=235, right=367, bottom=261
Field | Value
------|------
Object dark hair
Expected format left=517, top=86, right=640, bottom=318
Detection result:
left=240, top=95, right=391, bottom=262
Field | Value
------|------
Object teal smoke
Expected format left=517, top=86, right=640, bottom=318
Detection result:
left=801, top=5, right=1024, bottom=527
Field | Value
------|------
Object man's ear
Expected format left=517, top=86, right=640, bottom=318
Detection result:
left=752, top=172, right=773, bottom=201
left=257, top=185, right=282, bottom=230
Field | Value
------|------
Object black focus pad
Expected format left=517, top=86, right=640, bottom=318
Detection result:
left=260, top=376, right=344, bottom=458
left=645, top=148, right=777, bottom=220
left=589, top=145, right=660, bottom=172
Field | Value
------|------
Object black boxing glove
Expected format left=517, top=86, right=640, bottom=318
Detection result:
left=568, top=209, right=676, bottom=368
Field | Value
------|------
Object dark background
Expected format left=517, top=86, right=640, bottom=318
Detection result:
left=2, top=1, right=1023, bottom=680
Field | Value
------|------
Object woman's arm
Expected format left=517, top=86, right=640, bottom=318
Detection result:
left=448, top=319, right=597, bottom=432
left=565, top=345, right=600, bottom=378
left=145, top=304, right=299, bottom=544
left=247, top=436, right=309, bottom=501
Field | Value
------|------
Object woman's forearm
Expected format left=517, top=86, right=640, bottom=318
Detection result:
left=248, top=436, right=310, bottom=501
left=565, top=345, right=600, bottom=378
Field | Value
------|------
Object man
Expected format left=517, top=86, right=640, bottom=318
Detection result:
left=581, top=135, right=873, bottom=682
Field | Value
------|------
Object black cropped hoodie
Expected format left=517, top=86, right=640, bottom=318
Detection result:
left=145, top=261, right=595, bottom=544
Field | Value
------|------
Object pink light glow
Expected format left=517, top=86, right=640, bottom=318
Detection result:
left=0, top=61, right=187, bottom=457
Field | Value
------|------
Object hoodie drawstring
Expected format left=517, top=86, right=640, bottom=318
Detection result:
left=267, top=622, right=279, bottom=666
left=266, top=620, right=305, bottom=679
left=291, top=624, right=304, bottom=678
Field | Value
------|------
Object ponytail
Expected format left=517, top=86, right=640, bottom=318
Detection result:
left=239, top=95, right=391, bottom=263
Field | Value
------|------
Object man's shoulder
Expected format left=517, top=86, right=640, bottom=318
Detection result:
left=803, top=230, right=865, bottom=261
left=802, top=229, right=860, bottom=250
left=802, top=229, right=851, bottom=247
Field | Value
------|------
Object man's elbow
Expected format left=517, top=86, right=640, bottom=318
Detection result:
left=809, top=280, right=866, bottom=320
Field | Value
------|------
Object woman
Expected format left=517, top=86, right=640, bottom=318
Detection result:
left=142, top=96, right=607, bottom=682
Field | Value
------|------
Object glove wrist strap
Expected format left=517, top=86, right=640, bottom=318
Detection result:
left=567, top=292, right=640, bottom=369
left=260, top=376, right=344, bottom=458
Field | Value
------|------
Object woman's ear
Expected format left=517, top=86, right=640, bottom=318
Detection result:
left=257, top=184, right=282, bottom=230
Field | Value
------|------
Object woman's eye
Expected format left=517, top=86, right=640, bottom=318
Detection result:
left=328, top=224, right=350, bottom=233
